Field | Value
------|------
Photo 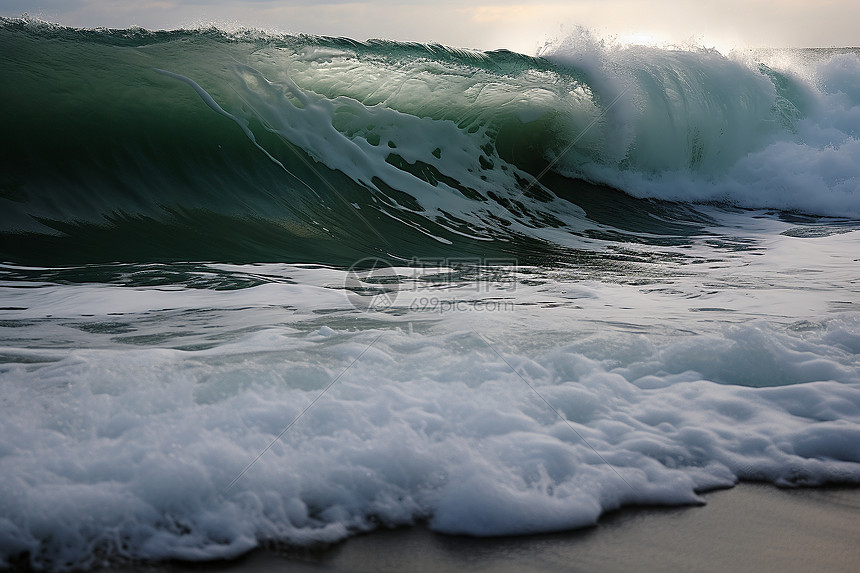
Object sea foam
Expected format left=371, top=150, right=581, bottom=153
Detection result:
left=542, top=35, right=860, bottom=217
left=1, top=302, right=858, bottom=569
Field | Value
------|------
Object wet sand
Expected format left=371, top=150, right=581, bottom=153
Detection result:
left=112, top=484, right=860, bottom=573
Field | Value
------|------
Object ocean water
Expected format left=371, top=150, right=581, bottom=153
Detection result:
left=1, top=18, right=860, bottom=570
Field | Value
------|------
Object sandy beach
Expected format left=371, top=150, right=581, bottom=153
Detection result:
left=94, top=484, right=859, bottom=573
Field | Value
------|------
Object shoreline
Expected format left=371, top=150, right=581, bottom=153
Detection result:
left=93, top=483, right=860, bottom=573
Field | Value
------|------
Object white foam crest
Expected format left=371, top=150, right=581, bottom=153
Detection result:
left=818, top=53, right=860, bottom=107
left=1, top=314, right=858, bottom=568
left=542, top=36, right=860, bottom=216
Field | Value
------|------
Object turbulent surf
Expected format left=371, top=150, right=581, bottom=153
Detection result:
left=1, top=18, right=859, bottom=571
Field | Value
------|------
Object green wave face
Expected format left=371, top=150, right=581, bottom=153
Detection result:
left=2, top=19, right=850, bottom=266
left=0, top=21, right=596, bottom=264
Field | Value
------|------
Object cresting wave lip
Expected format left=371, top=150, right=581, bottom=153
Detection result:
left=1, top=18, right=860, bottom=267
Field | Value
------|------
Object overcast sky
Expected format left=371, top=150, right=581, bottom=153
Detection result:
left=4, top=1, right=860, bottom=54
